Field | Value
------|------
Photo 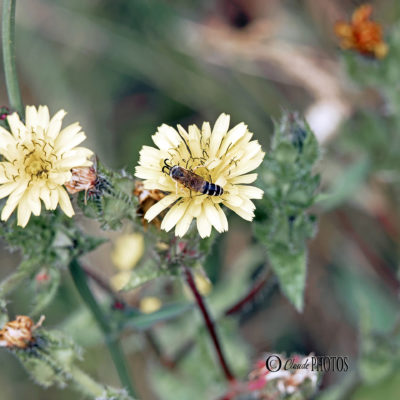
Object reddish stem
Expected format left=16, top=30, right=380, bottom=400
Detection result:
left=183, top=266, right=235, bottom=382
left=225, top=271, right=272, bottom=316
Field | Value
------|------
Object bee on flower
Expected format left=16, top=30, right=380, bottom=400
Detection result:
left=135, top=113, right=265, bottom=238
left=0, top=106, right=93, bottom=227
left=334, top=4, right=388, bottom=59
left=0, top=315, right=44, bottom=349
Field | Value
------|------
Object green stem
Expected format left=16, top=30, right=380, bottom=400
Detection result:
left=69, top=367, right=105, bottom=398
left=2, top=0, right=23, bottom=115
left=69, top=259, right=136, bottom=398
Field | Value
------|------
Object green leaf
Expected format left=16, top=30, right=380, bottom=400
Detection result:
left=255, top=111, right=320, bottom=311
left=121, top=260, right=173, bottom=291
left=268, top=247, right=307, bottom=311
left=122, top=302, right=193, bottom=331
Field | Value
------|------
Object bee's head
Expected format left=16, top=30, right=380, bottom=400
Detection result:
left=170, top=166, right=185, bottom=179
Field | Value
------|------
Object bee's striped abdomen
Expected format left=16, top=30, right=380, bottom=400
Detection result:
left=202, top=181, right=224, bottom=196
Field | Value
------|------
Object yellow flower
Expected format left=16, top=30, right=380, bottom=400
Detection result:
left=139, top=296, right=162, bottom=314
left=110, top=271, right=131, bottom=292
left=111, top=233, right=145, bottom=270
left=135, top=114, right=265, bottom=238
left=0, top=105, right=93, bottom=227
left=110, top=233, right=144, bottom=291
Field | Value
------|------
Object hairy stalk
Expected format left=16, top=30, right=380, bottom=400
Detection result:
left=69, top=367, right=105, bottom=398
left=2, top=0, right=23, bottom=115
left=183, top=266, right=235, bottom=382
left=69, top=259, right=136, bottom=398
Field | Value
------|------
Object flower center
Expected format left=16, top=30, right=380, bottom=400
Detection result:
left=18, top=135, right=56, bottom=181
left=25, top=153, right=49, bottom=177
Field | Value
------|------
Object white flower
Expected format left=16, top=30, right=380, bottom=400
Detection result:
left=135, top=113, right=265, bottom=237
left=0, top=105, right=93, bottom=227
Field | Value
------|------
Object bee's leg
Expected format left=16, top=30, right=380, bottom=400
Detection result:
left=84, top=189, right=88, bottom=205
left=175, top=180, right=178, bottom=195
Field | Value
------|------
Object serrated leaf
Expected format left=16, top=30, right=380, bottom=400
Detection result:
left=268, top=247, right=307, bottom=311
left=255, top=112, right=320, bottom=312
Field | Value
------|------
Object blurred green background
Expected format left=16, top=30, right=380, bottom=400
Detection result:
left=1, top=0, right=400, bottom=399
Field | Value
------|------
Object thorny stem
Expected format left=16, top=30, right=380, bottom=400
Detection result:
left=2, top=0, right=23, bottom=115
left=183, top=266, right=235, bottom=382
left=69, top=259, right=136, bottom=398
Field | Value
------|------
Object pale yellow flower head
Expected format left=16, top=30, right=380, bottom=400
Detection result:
left=110, top=233, right=144, bottom=291
left=135, top=113, right=265, bottom=238
left=110, top=271, right=131, bottom=292
left=111, top=233, right=145, bottom=271
left=0, top=105, right=93, bottom=227
left=139, top=296, right=162, bottom=314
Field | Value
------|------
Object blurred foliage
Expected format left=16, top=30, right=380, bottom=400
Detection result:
left=255, top=113, right=320, bottom=310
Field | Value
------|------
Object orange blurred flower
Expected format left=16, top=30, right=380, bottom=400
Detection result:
left=334, top=4, right=388, bottom=59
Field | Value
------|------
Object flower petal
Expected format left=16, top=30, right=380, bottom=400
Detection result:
left=40, top=185, right=51, bottom=209
left=210, top=113, right=230, bottom=157
left=25, top=106, right=38, bottom=130
left=0, top=127, right=17, bottom=160
left=37, top=105, right=50, bottom=129
left=0, top=181, right=20, bottom=199
left=236, top=185, right=264, bottom=199
left=229, top=173, right=258, bottom=184
left=17, top=194, right=32, bottom=227
left=175, top=211, right=193, bottom=237
left=205, top=200, right=224, bottom=233
left=197, top=206, right=212, bottom=238
left=57, top=186, right=74, bottom=217
left=7, top=112, right=26, bottom=140
left=1, top=179, right=28, bottom=221
left=47, top=109, right=67, bottom=139
left=144, top=194, right=179, bottom=222
left=161, top=200, right=190, bottom=232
